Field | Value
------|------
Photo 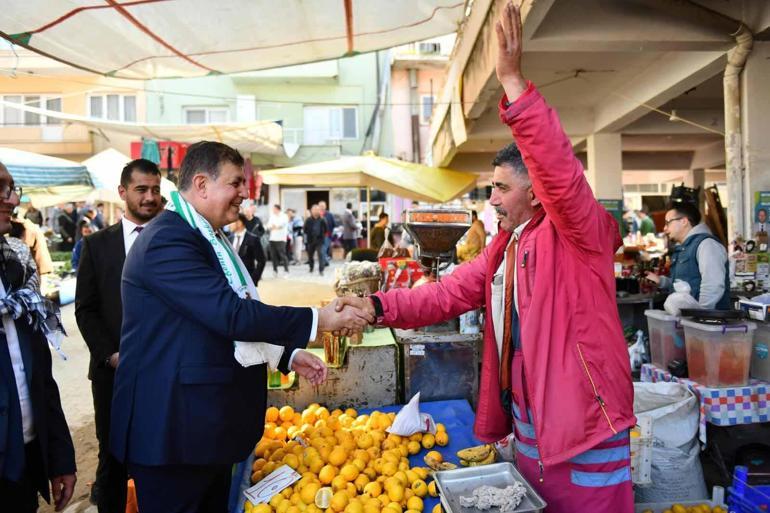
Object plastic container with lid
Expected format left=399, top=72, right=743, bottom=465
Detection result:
left=681, top=319, right=756, bottom=387
left=645, top=310, right=686, bottom=369
left=750, top=322, right=770, bottom=381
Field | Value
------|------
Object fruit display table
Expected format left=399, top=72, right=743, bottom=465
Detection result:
left=641, top=363, right=770, bottom=443
left=267, top=329, right=399, bottom=411
left=229, top=400, right=483, bottom=513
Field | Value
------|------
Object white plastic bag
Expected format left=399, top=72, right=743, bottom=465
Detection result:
left=664, top=280, right=702, bottom=316
left=387, top=393, right=437, bottom=436
left=633, top=382, right=707, bottom=502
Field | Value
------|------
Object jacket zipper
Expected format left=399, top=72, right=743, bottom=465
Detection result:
left=576, top=343, right=618, bottom=434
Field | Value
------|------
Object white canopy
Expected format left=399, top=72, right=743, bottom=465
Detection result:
left=0, top=1, right=464, bottom=79
left=0, top=99, right=287, bottom=156
left=83, top=148, right=177, bottom=204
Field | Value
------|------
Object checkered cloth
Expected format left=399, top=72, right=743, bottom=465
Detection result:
left=641, top=363, right=769, bottom=444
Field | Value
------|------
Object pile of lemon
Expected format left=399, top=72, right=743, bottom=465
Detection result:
left=245, top=404, right=450, bottom=513
left=641, top=505, right=726, bottom=513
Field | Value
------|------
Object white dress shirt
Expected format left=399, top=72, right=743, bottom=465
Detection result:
left=491, top=219, right=531, bottom=359
left=0, top=280, right=35, bottom=443
left=268, top=212, right=289, bottom=242
left=121, top=217, right=146, bottom=256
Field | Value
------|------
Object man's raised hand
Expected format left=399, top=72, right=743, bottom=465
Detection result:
left=495, top=1, right=527, bottom=101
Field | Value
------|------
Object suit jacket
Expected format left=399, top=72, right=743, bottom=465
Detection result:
left=228, top=231, right=261, bottom=279
left=110, top=210, right=313, bottom=466
left=75, top=222, right=125, bottom=381
left=0, top=320, right=76, bottom=501
left=341, top=210, right=357, bottom=240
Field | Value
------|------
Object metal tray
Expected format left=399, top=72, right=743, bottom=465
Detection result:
left=434, top=462, right=547, bottom=513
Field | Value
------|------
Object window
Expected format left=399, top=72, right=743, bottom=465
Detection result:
left=88, top=94, right=137, bottom=122
left=183, top=106, right=229, bottom=124
left=303, top=106, right=358, bottom=144
left=420, top=95, right=435, bottom=125
left=1, top=94, right=62, bottom=125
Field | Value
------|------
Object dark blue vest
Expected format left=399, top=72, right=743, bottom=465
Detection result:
left=670, top=232, right=731, bottom=310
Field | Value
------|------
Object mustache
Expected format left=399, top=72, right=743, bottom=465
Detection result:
left=495, top=207, right=507, bottom=216
left=139, top=201, right=158, bottom=207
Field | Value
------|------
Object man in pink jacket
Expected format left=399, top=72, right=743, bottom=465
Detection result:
left=338, top=3, right=635, bottom=512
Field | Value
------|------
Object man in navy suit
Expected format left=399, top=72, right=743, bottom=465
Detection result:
left=0, top=162, right=76, bottom=512
left=110, top=141, right=372, bottom=513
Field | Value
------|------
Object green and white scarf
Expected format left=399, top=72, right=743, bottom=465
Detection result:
left=166, top=191, right=283, bottom=369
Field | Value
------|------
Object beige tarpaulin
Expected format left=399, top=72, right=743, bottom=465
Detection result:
left=0, top=1, right=465, bottom=79
left=259, top=153, right=477, bottom=204
left=0, top=99, right=288, bottom=156
left=83, top=148, right=177, bottom=204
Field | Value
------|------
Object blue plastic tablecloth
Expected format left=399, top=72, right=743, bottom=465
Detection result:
left=229, top=399, right=481, bottom=513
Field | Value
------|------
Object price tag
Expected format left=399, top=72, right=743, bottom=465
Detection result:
left=244, top=465, right=301, bottom=505
left=410, top=344, right=425, bottom=356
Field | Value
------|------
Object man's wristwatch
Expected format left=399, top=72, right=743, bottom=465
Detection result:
left=103, top=356, right=112, bottom=368
left=369, top=296, right=384, bottom=318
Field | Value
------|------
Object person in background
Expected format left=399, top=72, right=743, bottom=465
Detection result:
left=360, top=213, right=369, bottom=246
left=23, top=201, right=43, bottom=226
left=336, top=5, right=635, bottom=510
left=243, top=204, right=265, bottom=239
left=369, top=212, right=390, bottom=251
left=341, top=202, right=358, bottom=257
left=637, top=208, right=655, bottom=236
left=289, top=209, right=305, bottom=265
left=10, top=216, right=54, bottom=275
left=92, top=203, right=106, bottom=230
left=285, top=209, right=299, bottom=265
left=57, top=204, right=76, bottom=251
left=70, top=221, right=93, bottom=273
left=0, top=162, right=76, bottom=513
left=229, top=214, right=266, bottom=286
left=318, top=200, right=335, bottom=263
left=646, top=201, right=729, bottom=309
left=266, top=204, right=290, bottom=276
left=304, top=204, right=328, bottom=275
left=457, top=210, right=487, bottom=262
left=75, top=158, right=163, bottom=513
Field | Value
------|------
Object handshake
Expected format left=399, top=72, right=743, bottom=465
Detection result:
left=317, top=296, right=377, bottom=336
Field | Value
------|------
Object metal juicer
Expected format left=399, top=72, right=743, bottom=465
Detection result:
left=402, top=207, right=472, bottom=280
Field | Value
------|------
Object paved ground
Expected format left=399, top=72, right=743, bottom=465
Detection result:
left=50, top=257, right=345, bottom=512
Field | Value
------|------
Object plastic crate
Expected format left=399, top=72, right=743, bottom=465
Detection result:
left=728, top=465, right=770, bottom=513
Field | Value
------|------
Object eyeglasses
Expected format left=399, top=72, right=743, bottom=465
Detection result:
left=664, top=217, right=684, bottom=227
left=0, top=184, right=21, bottom=200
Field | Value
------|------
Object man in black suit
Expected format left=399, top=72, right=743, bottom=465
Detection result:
left=75, top=159, right=162, bottom=513
left=0, top=162, right=76, bottom=512
left=228, top=213, right=266, bottom=286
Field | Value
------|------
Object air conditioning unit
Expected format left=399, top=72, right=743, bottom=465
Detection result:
left=418, top=42, right=440, bottom=54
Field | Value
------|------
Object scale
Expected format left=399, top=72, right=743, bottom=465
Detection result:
left=395, top=207, right=482, bottom=407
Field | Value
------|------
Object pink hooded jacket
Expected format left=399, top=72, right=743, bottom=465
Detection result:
left=374, top=82, right=635, bottom=466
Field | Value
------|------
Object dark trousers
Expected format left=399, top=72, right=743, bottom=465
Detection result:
left=253, top=242, right=267, bottom=285
left=342, top=238, right=357, bottom=256
left=128, top=462, right=231, bottom=513
left=0, top=439, right=44, bottom=513
left=269, top=241, right=289, bottom=272
left=92, top=377, right=128, bottom=513
left=306, top=241, right=325, bottom=273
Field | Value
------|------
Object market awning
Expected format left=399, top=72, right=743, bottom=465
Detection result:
left=83, top=148, right=177, bottom=203
left=0, top=146, right=94, bottom=207
left=260, top=153, right=478, bottom=204
left=0, top=1, right=465, bottom=80
left=0, top=99, right=287, bottom=156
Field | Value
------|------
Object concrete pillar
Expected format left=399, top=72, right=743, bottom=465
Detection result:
left=586, top=133, right=623, bottom=200
left=741, top=41, right=770, bottom=239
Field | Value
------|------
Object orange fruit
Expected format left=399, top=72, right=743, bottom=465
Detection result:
left=279, top=406, right=295, bottom=422
left=266, top=406, right=280, bottom=423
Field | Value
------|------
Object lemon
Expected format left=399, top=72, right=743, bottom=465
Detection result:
left=407, top=441, right=421, bottom=455
left=319, top=465, right=337, bottom=485
left=266, top=406, right=281, bottom=423
left=284, top=454, right=300, bottom=469
left=352, top=458, right=367, bottom=472
left=328, top=447, right=348, bottom=467
left=364, top=481, right=383, bottom=498
left=406, top=497, right=423, bottom=512
left=427, top=481, right=438, bottom=498
left=432, top=505, right=442, bottom=513
left=340, top=464, right=360, bottom=482
left=411, top=480, right=428, bottom=498
left=421, top=434, right=435, bottom=449
left=357, top=433, right=374, bottom=449
left=332, top=475, right=348, bottom=491
left=330, top=491, right=349, bottom=513
left=315, top=487, right=334, bottom=509
left=387, top=484, right=405, bottom=503
left=301, top=483, right=322, bottom=505
left=434, top=432, right=449, bottom=447
left=435, top=423, right=446, bottom=433
left=254, top=504, right=272, bottom=513
left=279, top=406, right=295, bottom=422
left=425, top=451, right=442, bottom=463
